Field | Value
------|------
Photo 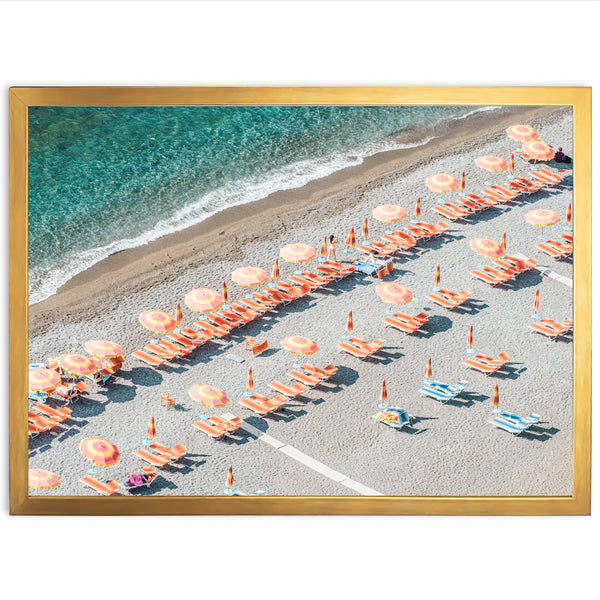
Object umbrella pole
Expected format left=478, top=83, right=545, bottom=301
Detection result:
left=539, top=225, right=545, bottom=240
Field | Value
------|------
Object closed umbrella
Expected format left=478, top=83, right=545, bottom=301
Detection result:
left=500, top=232, right=506, bottom=254
left=467, top=325, right=474, bottom=354
left=144, top=416, right=156, bottom=446
left=221, top=282, right=230, bottom=309
left=225, top=466, right=234, bottom=495
left=343, top=310, right=353, bottom=340
left=433, top=264, right=441, bottom=291
left=525, top=209, right=560, bottom=240
left=424, top=358, right=432, bottom=384
left=411, top=197, right=421, bottom=223
left=271, top=259, right=280, bottom=280
left=319, top=236, right=328, bottom=263
left=245, top=368, right=254, bottom=397
left=28, top=468, right=60, bottom=495
left=379, top=380, right=388, bottom=409
left=491, top=384, right=500, bottom=413
left=79, top=436, right=120, bottom=474
left=459, top=171, right=466, bottom=193
left=344, top=227, right=356, bottom=254
left=175, top=303, right=183, bottom=327
left=362, top=217, right=369, bottom=240
left=508, top=153, right=515, bottom=179
left=532, top=288, right=540, bottom=320
left=564, top=203, right=572, bottom=231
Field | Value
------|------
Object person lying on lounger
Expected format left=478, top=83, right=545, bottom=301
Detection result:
left=124, top=472, right=153, bottom=487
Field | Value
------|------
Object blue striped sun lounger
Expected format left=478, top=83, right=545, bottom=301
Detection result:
left=489, top=412, right=541, bottom=435
left=419, top=385, right=455, bottom=403
left=429, top=379, right=469, bottom=395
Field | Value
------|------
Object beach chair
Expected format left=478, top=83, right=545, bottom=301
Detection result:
left=268, top=380, right=306, bottom=398
left=426, top=292, right=461, bottom=310
left=489, top=184, right=520, bottom=201
left=454, top=196, right=486, bottom=212
left=160, top=392, right=176, bottom=410
left=79, top=477, right=122, bottom=496
left=384, top=316, right=420, bottom=334
left=514, top=176, right=545, bottom=191
left=546, top=239, right=572, bottom=255
left=168, top=331, right=204, bottom=348
left=121, top=466, right=157, bottom=491
left=536, top=242, right=569, bottom=259
left=429, top=379, right=469, bottom=396
left=372, top=407, right=413, bottom=429
left=287, top=370, right=325, bottom=388
left=489, top=412, right=541, bottom=435
left=316, top=265, right=345, bottom=279
left=415, top=221, right=449, bottom=237
left=247, top=394, right=286, bottom=410
left=432, top=204, right=466, bottom=221
left=158, top=340, right=192, bottom=357
left=133, top=449, right=173, bottom=466
left=245, top=337, right=269, bottom=356
left=193, top=419, right=229, bottom=439
left=217, top=310, right=248, bottom=326
left=368, top=240, right=400, bottom=255
left=528, top=322, right=568, bottom=340
left=539, top=167, right=570, bottom=181
left=561, top=233, right=573, bottom=244
left=482, top=265, right=514, bottom=282
left=504, top=254, right=537, bottom=272
left=301, top=271, right=334, bottom=286
left=464, top=193, right=497, bottom=208
left=337, top=341, right=371, bottom=360
left=507, top=180, right=539, bottom=195
left=33, top=404, right=72, bottom=422
left=144, top=343, right=177, bottom=359
left=149, top=442, right=188, bottom=460
left=301, top=363, right=337, bottom=380
left=240, top=396, right=283, bottom=416
left=264, top=287, right=293, bottom=305
left=251, top=292, right=279, bottom=307
left=438, top=288, right=471, bottom=304
left=418, top=384, right=456, bottom=403
left=480, top=188, right=510, bottom=204
left=195, top=320, right=230, bottom=338
left=132, top=350, right=166, bottom=367
left=529, top=171, right=562, bottom=186
left=230, top=303, right=262, bottom=319
left=382, top=233, right=417, bottom=250
left=357, top=244, right=394, bottom=259
left=390, top=230, right=419, bottom=248
left=239, top=298, right=272, bottom=313
left=474, top=352, right=510, bottom=366
left=28, top=422, right=46, bottom=437
left=540, top=318, right=573, bottom=333
left=324, top=260, right=356, bottom=275
left=470, top=269, right=506, bottom=286
left=179, top=327, right=207, bottom=342
left=462, top=358, right=503, bottom=375
left=54, top=380, right=87, bottom=401
left=277, top=281, right=311, bottom=299
left=207, top=313, right=238, bottom=330
left=28, top=412, right=60, bottom=433
left=348, top=337, right=385, bottom=354
left=289, top=274, right=321, bottom=290
left=444, top=203, right=472, bottom=218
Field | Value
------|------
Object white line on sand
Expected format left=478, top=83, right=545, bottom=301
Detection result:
left=222, top=413, right=384, bottom=496
left=512, top=252, right=573, bottom=288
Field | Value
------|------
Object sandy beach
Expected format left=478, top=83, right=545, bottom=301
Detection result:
left=28, top=105, right=574, bottom=497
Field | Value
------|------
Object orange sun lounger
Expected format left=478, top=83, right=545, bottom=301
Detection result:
left=384, top=316, right=420, bottom=334
left=301, top=364, right=337, bottom=379
left=240, top=396, right=284, bottom=416
left=536, top=242, right=570, bottom=259
left=268, top=380, right=307, bottom=398
left=489, top=184, right=520, bottom=200
left=79, top=477, right=122, bottom=496
left=454, top=197, right=486, bottom=212
left=168, top=331, right=204, bottom=348
left=431, top=205, right=465, bottom=221
left=462, top=358, right=504, bottom=375
left=239, top=298, right=272, bottom=313
left=426, top=293, right=461, bottom=310
left=464, top=193, right=496, bottom=208
left=528, top=322, right=570, bottom=340
left=133, top=449, right=173, bottom=466
left=287, top=370, right=324, bottom=387
left=414, top=221, right=449, bottom=237
left=470, top=269, right=506, bottom=286
left=324, top=260, right=356, bottom=275
left=348, top=337, right=385, bottom=354
left=252, top=292, right=279, bottom=307
left=301, top=271, right=334, bottom=286
left=474, top=351, right=510, bottom=365
left=158, top=340, right=192, bottom=357
left=541, top=318, right=572, bottom=333
left=538, top=167, right=570, bottom=181
left=336, top=341, right=372, bottom=359
left=132, top=350, right=166, bottom=367
left=192, top=419, right=229, bottom=439
left=148, top=442, right=188, bottom=460
left=33, top=404, right=72, bottom=422
left=195, top=320, right=230, bottom=338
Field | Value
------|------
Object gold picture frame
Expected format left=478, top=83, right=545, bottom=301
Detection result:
left=9, top=86, right=591, bottom=515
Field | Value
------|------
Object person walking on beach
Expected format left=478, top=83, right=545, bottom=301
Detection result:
left=327, top=235, right=338, bottom=261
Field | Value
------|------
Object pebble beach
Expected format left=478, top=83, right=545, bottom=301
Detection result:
left=28, top=105, right=574, bottom=497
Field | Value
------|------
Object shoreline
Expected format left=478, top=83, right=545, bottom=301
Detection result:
left=29, top=104, right=566, bottom=334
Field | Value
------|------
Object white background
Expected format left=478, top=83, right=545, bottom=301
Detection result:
left=1, top=2, right=597, bottom=598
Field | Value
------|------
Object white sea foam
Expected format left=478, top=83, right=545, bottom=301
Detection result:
left=29, top=106, right=503, bottom=305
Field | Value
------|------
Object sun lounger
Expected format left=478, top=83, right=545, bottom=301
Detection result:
left=464, top=193, right=497, bottom=208
left=367, top=240, right=400, bottom=255
left=28, top=412, right=60, bottom=432
left=381, top=233, right=417, bottom=250
left=238, top=298, right=272, bottom=314
left=528, top=322, right=569, bottom=340
left=217, top=310, right=248, bottom=326
left=264, top=288, right=293, bottom=305
left=384, top=316, right=420, bottom=334
left=348, top=337, right=385, bottom=354
left=432, top=204, right=466, bottom=221
left=287, top=370, right=324, bottom=387
left=54, top=380, right=87, bottom=400
left=316, top=265, right=346, bottom=279
left=489, top=412, right=541, bottom=435
left=454, top=197, right=486, bottom=212
left=489, top=184, right=520, bottom=201
left=390, top=230, right=419, bottom=248
left=396, top=310, right=429, bottom=325
left=463, top=358, right=504, bottom=375
left=471, top=269, right=506, bottom=286
left=289, top=274, right=320, bottom=289
left=438, top=288, right=471, bottom=303
left=79, top=476, right=122, bottom=496
left=133, top=449, right=173, bottom=466
left=372, top=407, right=413, bottom=429
left=148, top=442, right=188, bottom=459
left=507, top=180, right=539, bottom=195
left=426, top=293, right=461, bottom=310
left=193, top=419, right=229, bottom=439
left=514, top=176, right=545, bottom=191
left=158, top=340, right=192, bottom=357
left=168, top=331, right=204, bottom=348
left=248, top=394, right=286, bottom=409
left=418, top=384, right=456, bottom=403
left=429, top=379, right=469, bottom=395
left=538, top=167, right=570, bottom=181
left=503, top=254, right=537, bottom=272
left=132, top=350, right=166, bottom=367
left=278, top=281, right=312, bottom=298
left=536, top=242, right=570, bottom=259
left=324, top=260, right=356, bottom=275
left=33, top=404, right=72, bottom=422
left=482, top=265, right=514, bottom=282
left=251, top=292, right=278, bottom=307
left=546, top=239, right=572, bottom=254
left=529, top=171, right=562, bottom=186
left=230, top=303, right=263, bottom=319
left=301, top=363, right=337, bottom=380
left=336, top=341, right=371, bottom=359
left=144, top=343, right=175, bottom=359
left=474, top=352, right=510, bottom=366
left=415, top=221, right=449, bottom=237
left=195, top=320, right=230, bottom=338
left=301, top=271, right=333, bottom=286
left=540, top=318, right=572, bottom=333
left=179, top=327, right=207, bottom=342
left=444, top=203, right=472, bottom=218
left=240, top=394, right=286, bottom=415
left=121, top=466, right=158, bottom=491
left=207, top=313, right=239, bottom=330
left=268, top=380, right=307, bottom=398
left=481, top=188, right=511, bottom=204
left=357, top=244, right=394, bottom=259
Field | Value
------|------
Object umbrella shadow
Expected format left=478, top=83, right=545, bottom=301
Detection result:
left=415, top=314, right=453, bottom=338
left=509, top=270, right=544, bottom=290
left=369, top=349, right=405, bottom=365
left=96, top=383, right=137, bottom=404
left=121, top=367, right=163, bottom=387
left=493, top=364, right=527, bottom=380
left=453, top=300, right=488, bottom=316
left=446, top=391, right=489, bottom=408
left=328, top=365, right=359, bottom=389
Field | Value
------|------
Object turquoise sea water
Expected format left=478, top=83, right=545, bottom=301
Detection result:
left=28, top=105, right=497, bottom=303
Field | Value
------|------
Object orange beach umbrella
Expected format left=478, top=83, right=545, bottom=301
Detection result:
left=189, top=384, right=230, bottom=408
left=475, top=155, right=508, bottom=173
left=425, top=173, right=460, bottom=194
left=506, top=124, right=538, bottom=142
left=28, top=468, right=60, bottom=495
left=526, top=209, right=560, bottom=239
left=372, top=204, right=407, bottom=224
left=470, top=237, right=504, bottom=259
left=184, top=289, right=222, bottom=314
left=271, top=259, right=280, bottom=279
left=139, top=310, right=178, bottom=333
left=376, top=281, right=412, bottom=311
left=281, top=336, right=319, bottom=358
left=280, top=243, right=316, bottom=269
left=28, top=368, right=60, bottom=392
left=231, top=266, right=268, bottom=288
left=84, top=340, right=124, bottom=359
left=345, top=226, right=356, bottom=248
left=79, top=436, right=120, bottom=470
left=362, top=217, right=369, bottom=239
left=522, top=140, right=555, bottom=162
left=58, top=353, right=97, bottom=376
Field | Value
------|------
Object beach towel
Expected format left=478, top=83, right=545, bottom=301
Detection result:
left=127, top=474, right=144, bottom=487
